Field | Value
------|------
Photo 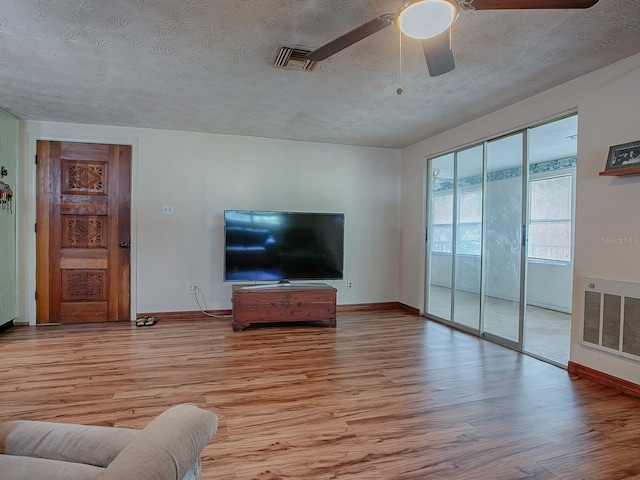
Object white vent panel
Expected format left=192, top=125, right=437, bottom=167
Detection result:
left=273, top=47, right=316, bottom=71
left=581, top=278, right=640, bottom=361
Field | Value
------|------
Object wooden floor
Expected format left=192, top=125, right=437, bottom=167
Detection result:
left=2, top=308, right=640, bottom=479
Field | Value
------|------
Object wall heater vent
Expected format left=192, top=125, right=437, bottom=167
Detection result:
left=581, top=277, right=640, bottom=361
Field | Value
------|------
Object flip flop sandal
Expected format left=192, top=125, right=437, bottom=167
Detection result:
left=144, top=317, right=157, bottom=326
left=136, top=317, right=147, bottom=327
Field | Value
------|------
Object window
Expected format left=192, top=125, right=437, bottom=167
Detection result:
left=457, top=189, right=482, bottom=255
left=528, top=174, right=573, bottom=262
left=433, top=173, right=573, bottom=262
left=431, top=189, right=482, bottom=255
left=431, top=193, right=453, bottom=253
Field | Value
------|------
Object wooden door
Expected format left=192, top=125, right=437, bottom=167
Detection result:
left=36, top=141, right=131, bottom=323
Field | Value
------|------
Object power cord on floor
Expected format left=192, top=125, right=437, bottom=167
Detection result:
left=194, top=288, right=232, bottom=318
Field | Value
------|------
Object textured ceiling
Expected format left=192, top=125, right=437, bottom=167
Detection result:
left=0, top=0, right=639, bottom=149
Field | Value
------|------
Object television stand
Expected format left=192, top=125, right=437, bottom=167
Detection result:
left=231, top=283, right=337, bottom=331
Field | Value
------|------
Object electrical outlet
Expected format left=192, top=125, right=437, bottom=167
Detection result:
left=186, top=283, right=199, bottom=294
left=347, top=281, right=353, bottom=290
left=162, top=205, right=175, bottom=215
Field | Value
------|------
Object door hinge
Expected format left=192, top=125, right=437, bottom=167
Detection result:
left=34, top=223, right=37, bottom=233
left=35, top=291, right=37, bottom=301
left=35, top=154, right=37, bottom=165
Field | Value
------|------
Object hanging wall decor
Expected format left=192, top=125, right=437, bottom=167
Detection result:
left=0, top=181, right=13, bottom=213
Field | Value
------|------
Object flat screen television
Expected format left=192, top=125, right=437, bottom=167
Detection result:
left=224, top=210, right=344, bottom=282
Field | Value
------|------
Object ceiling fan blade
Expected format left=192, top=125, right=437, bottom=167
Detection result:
left=423, top=28, right=455, bottom=77
left=466, top=0, right=599, bottom=9
left=305, top=14, right=394, bottom=61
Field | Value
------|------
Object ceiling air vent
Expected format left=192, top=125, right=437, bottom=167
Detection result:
left=274, top=47, right=317, bottom=71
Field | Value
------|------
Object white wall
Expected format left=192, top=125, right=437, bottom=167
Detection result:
left=400, top=52, right=640, bottom=385
left=18, top=124, right=401, bottom=322
left=0, top=109, right=19, bottom=328
left=526, top=262, right=573, bottom=313
left=571, top=57, right=640, bottom=382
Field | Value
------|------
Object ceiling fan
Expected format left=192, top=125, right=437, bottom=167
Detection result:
left=305, top=0, right=600, bottom=77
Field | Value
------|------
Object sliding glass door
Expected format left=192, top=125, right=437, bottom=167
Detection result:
left=453, top=146, right=483, bottom=331
left=524, top=116, right=576, bottom=365
left=424, top=115, right=576, bottom=365
left=426, top=154, right=454, bottom=321
left=482, top=133, right=524, bottom=346
left=425, top=146, right=483, bottom=333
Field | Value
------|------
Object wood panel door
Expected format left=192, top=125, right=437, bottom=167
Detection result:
left=36, top=141, right=131, bottom=323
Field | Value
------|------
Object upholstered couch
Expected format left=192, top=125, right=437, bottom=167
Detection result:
left=0, top=403, right=218, bottom=480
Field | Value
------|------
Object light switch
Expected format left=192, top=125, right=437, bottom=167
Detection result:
left=162, top=205, right=175, bottom=215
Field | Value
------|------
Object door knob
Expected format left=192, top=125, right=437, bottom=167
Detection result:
left=119, top=242, right=130, bottom=249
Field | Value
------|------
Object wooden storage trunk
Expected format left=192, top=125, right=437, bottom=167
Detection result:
left=231, top=284, right=337, bottom=331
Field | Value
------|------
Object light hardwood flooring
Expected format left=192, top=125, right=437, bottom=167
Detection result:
left=2, top=308, right=640, bottom=479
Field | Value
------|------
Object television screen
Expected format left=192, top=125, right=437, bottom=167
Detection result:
left=224, top=210, right=344, bottom=282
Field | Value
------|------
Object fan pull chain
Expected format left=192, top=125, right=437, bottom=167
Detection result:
left=397, top=26, right=404, bottom=95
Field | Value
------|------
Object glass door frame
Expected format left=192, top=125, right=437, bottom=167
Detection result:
left=424, top=113, right=577, bottom=360
left=478, top=130, right=528, bottom=352
left=425, top=135, right=527, bottom=349
left=425, top=145, right=484, bottom=337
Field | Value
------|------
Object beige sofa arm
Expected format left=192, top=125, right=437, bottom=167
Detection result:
left=0, top=420, right=138, bottom=467
left=97, top=404, right=218, bottom=480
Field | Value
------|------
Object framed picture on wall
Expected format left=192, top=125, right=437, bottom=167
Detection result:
left=605, top=140, right=640, bottom=172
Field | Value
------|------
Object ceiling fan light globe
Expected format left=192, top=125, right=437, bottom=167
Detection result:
left=399, top=0, right=459, bottom=39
